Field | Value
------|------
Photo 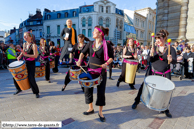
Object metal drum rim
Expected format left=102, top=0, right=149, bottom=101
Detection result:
left=144, top=75, right=175, bottom=91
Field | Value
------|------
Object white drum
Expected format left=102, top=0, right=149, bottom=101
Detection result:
left=141, top=75, right=175, bottom=111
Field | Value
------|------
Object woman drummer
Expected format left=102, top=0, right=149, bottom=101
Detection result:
left=76, top=26, right=113, bottom=122
left=49, top=41, right=59, bottom=73
left=39, top=38, right=51, bottom=83
left=132, top=29, right=177, bottom=118
left=61, top=34, right=90, bottom=91
left=16, top=31, right=40, bottom=98
left=117, top=38, right=137, bottom=89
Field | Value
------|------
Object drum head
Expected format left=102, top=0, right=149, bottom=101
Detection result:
left=145, top=75, right=175, bottom=91
left=125, top=59, right=139, bottom=63
left=9, top=61, right=24, bottom=68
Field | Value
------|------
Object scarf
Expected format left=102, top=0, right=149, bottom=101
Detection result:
left=67, top=25, right=75, bottom=46
left=93, top=27, right=109, bottom=61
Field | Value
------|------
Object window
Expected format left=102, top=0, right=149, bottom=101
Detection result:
left=149, top=22, right=151, bottom=29
left=73, top=11, right=76, bottom=17
left=57, top=13, right=61, bottom=18
left=106, top=18, right=109, bottom=27
left=116, top=19, right=119, bottom=28
left=149, top=33, right=151, bottom=39
left=99, top=6, right=103, bottom=13
left=136, top=30, right=138, bottom=38
left=57, top=25, right=60, bottom=35
left=82, top=29, right=86, bottom=36
left=47, top=26, right=50, bottom=34
left=39, top=29, right=42, bottom=37
left=47, top=15, right=51, bottom=20
left=88, top=29, right=92, bottom=37
left=30, top=22, right=33, bottom=25
left=137, top=19, right=139, bottom=26
left=142, top=21, right=144, bottom=28
left=120, top=20, right=123, bottom=29
left=140, top=31, right=144, bottom=38
left=88, top=17, right=92, bottom=27
left=72, top=24, right=76, bottom=29
left=99, top=18, right=103, bottom=26
left=82, top=18, right=86, bottom=27
left=106, top=6, right=110, bottom=13
left=65, top=12, right=68, bottom=17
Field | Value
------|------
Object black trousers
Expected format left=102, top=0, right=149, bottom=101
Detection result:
left=84, top=71, right=107, bottom=106
left=109, top=63, right=112, bottom=78
left=52, top=56, right=59, bottom=73
left=118, top=63, right=135, bottom=85
left=64, top=71, right=71, bottom=85
left=45, top=60, right=50, bottom=80
left=15, top=61, right=39, bottom=94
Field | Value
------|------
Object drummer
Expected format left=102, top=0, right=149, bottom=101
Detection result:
left=76, top=26, right=113, bottom=122
left=61, top=34, right=90, bottom=91
left=132, top=29, right=177, bottom=118
left=16, top=31, right=40, bottom=98
left=49, top=41, right=59, bottom=73
left=116, top=38, right=137, bottom=89
left=39, top=38, right=51, bottom=83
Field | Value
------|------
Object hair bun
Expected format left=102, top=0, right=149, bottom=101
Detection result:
left=159, top=29, right=169, bottom=37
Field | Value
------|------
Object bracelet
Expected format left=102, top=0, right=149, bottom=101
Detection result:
left=106, top=62, right=109, bottom=65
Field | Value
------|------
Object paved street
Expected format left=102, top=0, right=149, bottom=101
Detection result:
left=0, top=67, right=194, bottom=129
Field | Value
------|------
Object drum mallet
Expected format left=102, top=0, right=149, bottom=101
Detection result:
left=167, top=39, right=172, bottom=64
left=151, top=33, right=155, bottom=56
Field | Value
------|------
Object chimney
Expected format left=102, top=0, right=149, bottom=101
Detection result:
left=29, top=14, right=33, bottom=18
left=36, top=8, right=41, bottom=14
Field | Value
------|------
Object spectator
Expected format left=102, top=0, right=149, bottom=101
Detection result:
left=28, top=29, right=36, bottom=43
left=179, top=39, right=186, bottom=50
left=56, top=44, right=61, bottom=65
left=6, top=43, right=17, bottom=64
left=140, top=45, right=144, bottom=53
left=174, top=41, right=182, bottom=51
left=183, top=46, right=194, bottom=78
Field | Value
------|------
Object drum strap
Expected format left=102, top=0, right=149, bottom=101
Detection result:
left=152, top=67, right=171, bottom=77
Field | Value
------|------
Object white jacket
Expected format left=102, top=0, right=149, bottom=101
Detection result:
left=142, top=49, right=150, bottom=60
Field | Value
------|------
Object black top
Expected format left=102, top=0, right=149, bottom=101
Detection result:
left=60, top=28, right=77, bottom=43
left=81, top=41, right=114, bottom=69
left=125, top=47, right=135, bottom=60
left=147, top=46, right=177, bottom=72
left=71, top=43, right=86, bottom=60
left=50, top=47, right=56, bottom=53
left=39, top=45, right=50, bottom=57
left=23, top=43, right=34, bottom=60
left=183, top=52, right=194, bottom=67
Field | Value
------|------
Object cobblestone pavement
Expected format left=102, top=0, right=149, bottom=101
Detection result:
left=0, top=67, right=194, bottom=129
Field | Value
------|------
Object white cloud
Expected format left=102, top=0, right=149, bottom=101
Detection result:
left=0, top=20, right=18, bottom=27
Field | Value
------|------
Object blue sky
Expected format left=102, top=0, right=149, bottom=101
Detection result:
left=0, top=0, right=157, bottom=31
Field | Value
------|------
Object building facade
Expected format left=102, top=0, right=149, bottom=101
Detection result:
left=124, top=8, right=156, bottom=46
left=19, top=9, right=43, bottom=45
left=135, top=8, right=156, bottom=45
left=43, top=0, right=124, bottom=46
left=0, top=31, right=5, bottom=43
left=156, top=0, right=193, bottom=42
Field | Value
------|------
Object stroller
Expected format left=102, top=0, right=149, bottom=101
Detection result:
left=171, top=62, right=184, bottom=80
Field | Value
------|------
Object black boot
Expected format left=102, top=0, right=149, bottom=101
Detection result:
left=164, top=110, right=172, bottom=118
left=129, top=84, right=136, bottom=90
left=13, top=90, right=22, bottom=95
left=132, top=101, right=139, bottom=109
left=61, top=85, right=66, bottom=91
left=116, top=81, right=120, bottom=87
